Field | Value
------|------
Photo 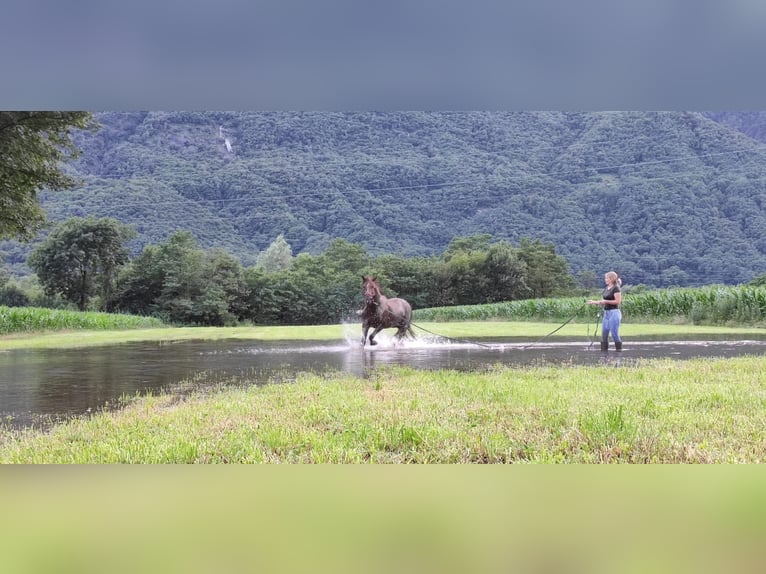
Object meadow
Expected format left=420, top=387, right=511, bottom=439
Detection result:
left=1, top=288, right=764, bottom=463
left=1, top=355, right=764, bottom=463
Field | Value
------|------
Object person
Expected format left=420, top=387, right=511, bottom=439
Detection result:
left=587, top=271, right=622, bottom=351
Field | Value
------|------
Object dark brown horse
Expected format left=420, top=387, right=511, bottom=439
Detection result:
left=361, top=275, right=415, bottom=347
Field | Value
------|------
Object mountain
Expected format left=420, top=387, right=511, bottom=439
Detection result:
left=3, top=111, right=766, bottom=287
left=703, top=112, right=766, bottom=144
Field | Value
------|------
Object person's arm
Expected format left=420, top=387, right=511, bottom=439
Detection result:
left=587, top=291, right=621, bottom=305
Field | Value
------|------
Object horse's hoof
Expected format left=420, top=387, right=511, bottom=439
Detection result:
left=369, top=340, right=378, bottom=346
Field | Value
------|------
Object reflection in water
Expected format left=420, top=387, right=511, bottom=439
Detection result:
left=1, top=332, right=765, bottom=429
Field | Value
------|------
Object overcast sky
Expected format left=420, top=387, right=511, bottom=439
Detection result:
left=3, top=0, right=766, bottom=109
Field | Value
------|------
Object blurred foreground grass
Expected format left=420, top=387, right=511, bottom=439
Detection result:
left=0, top=465, right=765, bottom=574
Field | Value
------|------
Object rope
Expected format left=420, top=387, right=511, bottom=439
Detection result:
left=587, top=309, right=603, bottom=350
left=409, top=321, right=495, bottom=349
left=362, top=299, right=601, bottom=351
left=521, top=302, right=588, bottom=350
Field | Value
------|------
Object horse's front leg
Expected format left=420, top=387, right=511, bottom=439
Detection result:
left=368, top=326, right=383, bottom=346
left=361, top=322, right=370, bottom=347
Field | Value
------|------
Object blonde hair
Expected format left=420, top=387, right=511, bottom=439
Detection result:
left=605, top=271, right=621, bottom=287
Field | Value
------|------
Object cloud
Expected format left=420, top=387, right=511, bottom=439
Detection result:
left=3, top=0, right=766, bottom=109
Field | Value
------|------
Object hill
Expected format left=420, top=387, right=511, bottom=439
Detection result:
left=3, top=111, right=766, bottom=287
left=703, top=111, right=766, bottom=144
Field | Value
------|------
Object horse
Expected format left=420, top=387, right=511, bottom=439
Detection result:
left=361, top=275, right=415, bottom=347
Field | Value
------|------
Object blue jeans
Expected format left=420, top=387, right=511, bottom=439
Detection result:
left=602, top=309, right=622, bottom=343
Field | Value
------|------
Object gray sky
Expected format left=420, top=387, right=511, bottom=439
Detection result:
left=3, top=0, right=766, bottom=109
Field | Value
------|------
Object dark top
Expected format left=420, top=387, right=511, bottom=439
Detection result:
left=602, top=284, right=621, bottom=310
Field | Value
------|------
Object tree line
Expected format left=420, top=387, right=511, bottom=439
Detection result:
left=1, top=217, right=577, bottom=326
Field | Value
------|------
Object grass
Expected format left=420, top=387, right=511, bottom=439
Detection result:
left=1, top=302, right=765, bottom=463
left=0, top=325, right=340, bottom=350
left=1, top=355, right=765, bottom=463
left=1, top=320, right=764, bottom=350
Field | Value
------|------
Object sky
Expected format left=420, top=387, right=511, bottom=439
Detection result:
left=3, top=1, right=766, bottom=110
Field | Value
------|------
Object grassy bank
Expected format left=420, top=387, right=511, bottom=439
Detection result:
left=1, top=320, right=764, bottom=350
left=2, top=356, right=765, bottom=463
left=3, top=285, right=765, bottom=349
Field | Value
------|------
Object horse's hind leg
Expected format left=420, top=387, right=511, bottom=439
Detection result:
left=395, top=325, right=413, bottom=343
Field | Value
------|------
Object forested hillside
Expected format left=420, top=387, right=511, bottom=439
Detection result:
left=3, top=111, right=766, bottom=287
left=703, top=112, right=766, bottom=144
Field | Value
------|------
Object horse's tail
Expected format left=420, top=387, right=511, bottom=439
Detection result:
left=405, top=304, right=415, bottom=338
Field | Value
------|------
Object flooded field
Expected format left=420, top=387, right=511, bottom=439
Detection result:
left=2, top=333, right=765, bottom=429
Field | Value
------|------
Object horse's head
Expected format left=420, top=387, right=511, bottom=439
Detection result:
left=362, top=275, right=380, bottom=305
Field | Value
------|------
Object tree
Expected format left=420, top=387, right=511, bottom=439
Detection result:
left=430, top=235, right=532, bottom=306
left=256, top=234, right=293, bottom=272
left=205, top=250, right=248, bottom=322
left=319, top=239, right=370, bottom=275
left=0, top=270, right=29, bottom=307
left=28, top=217, right=135, bottom=311
left=0, top=111, right=95, bottom=240
left=438, top=250, right=492, bottom=306
left=576, top=269, right=600, bottom=291
left=481, top=242, right=530, bottom=302
left=516, top=238, right=576, bottom=298
left=372, top=254, right=435, bottom=309
left=116, top=231, right=244, bottom=325
left=140, top=231, right=208, bottom=324
left=442, top=234, right=493, bottom=262
left=241, top=267, right=281, bottom=324
left=115, top=245, right=164, bottom=316
left=659, top=265, right=689, bottom=288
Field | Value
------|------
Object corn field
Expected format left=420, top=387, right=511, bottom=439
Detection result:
left=0, top=306, right=164, bottom=335
left=413, top=286, right=766, bottom=325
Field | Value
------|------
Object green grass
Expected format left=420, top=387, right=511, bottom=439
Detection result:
left=3, top=284, right=765, bottom=349
left=0, top=320, right=763, bottom=350
left=2, top=356, right=765, bottom=463
left=2, top=297, right=765, bottom=464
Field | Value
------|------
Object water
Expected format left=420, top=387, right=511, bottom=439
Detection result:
left=1, top=333, right=765, bottom=429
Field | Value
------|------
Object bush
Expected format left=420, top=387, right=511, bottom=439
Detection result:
left=0, top=284, right=30, bottom=307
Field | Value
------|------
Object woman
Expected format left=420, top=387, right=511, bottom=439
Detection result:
left=587, top=271, right=622, bottom=351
